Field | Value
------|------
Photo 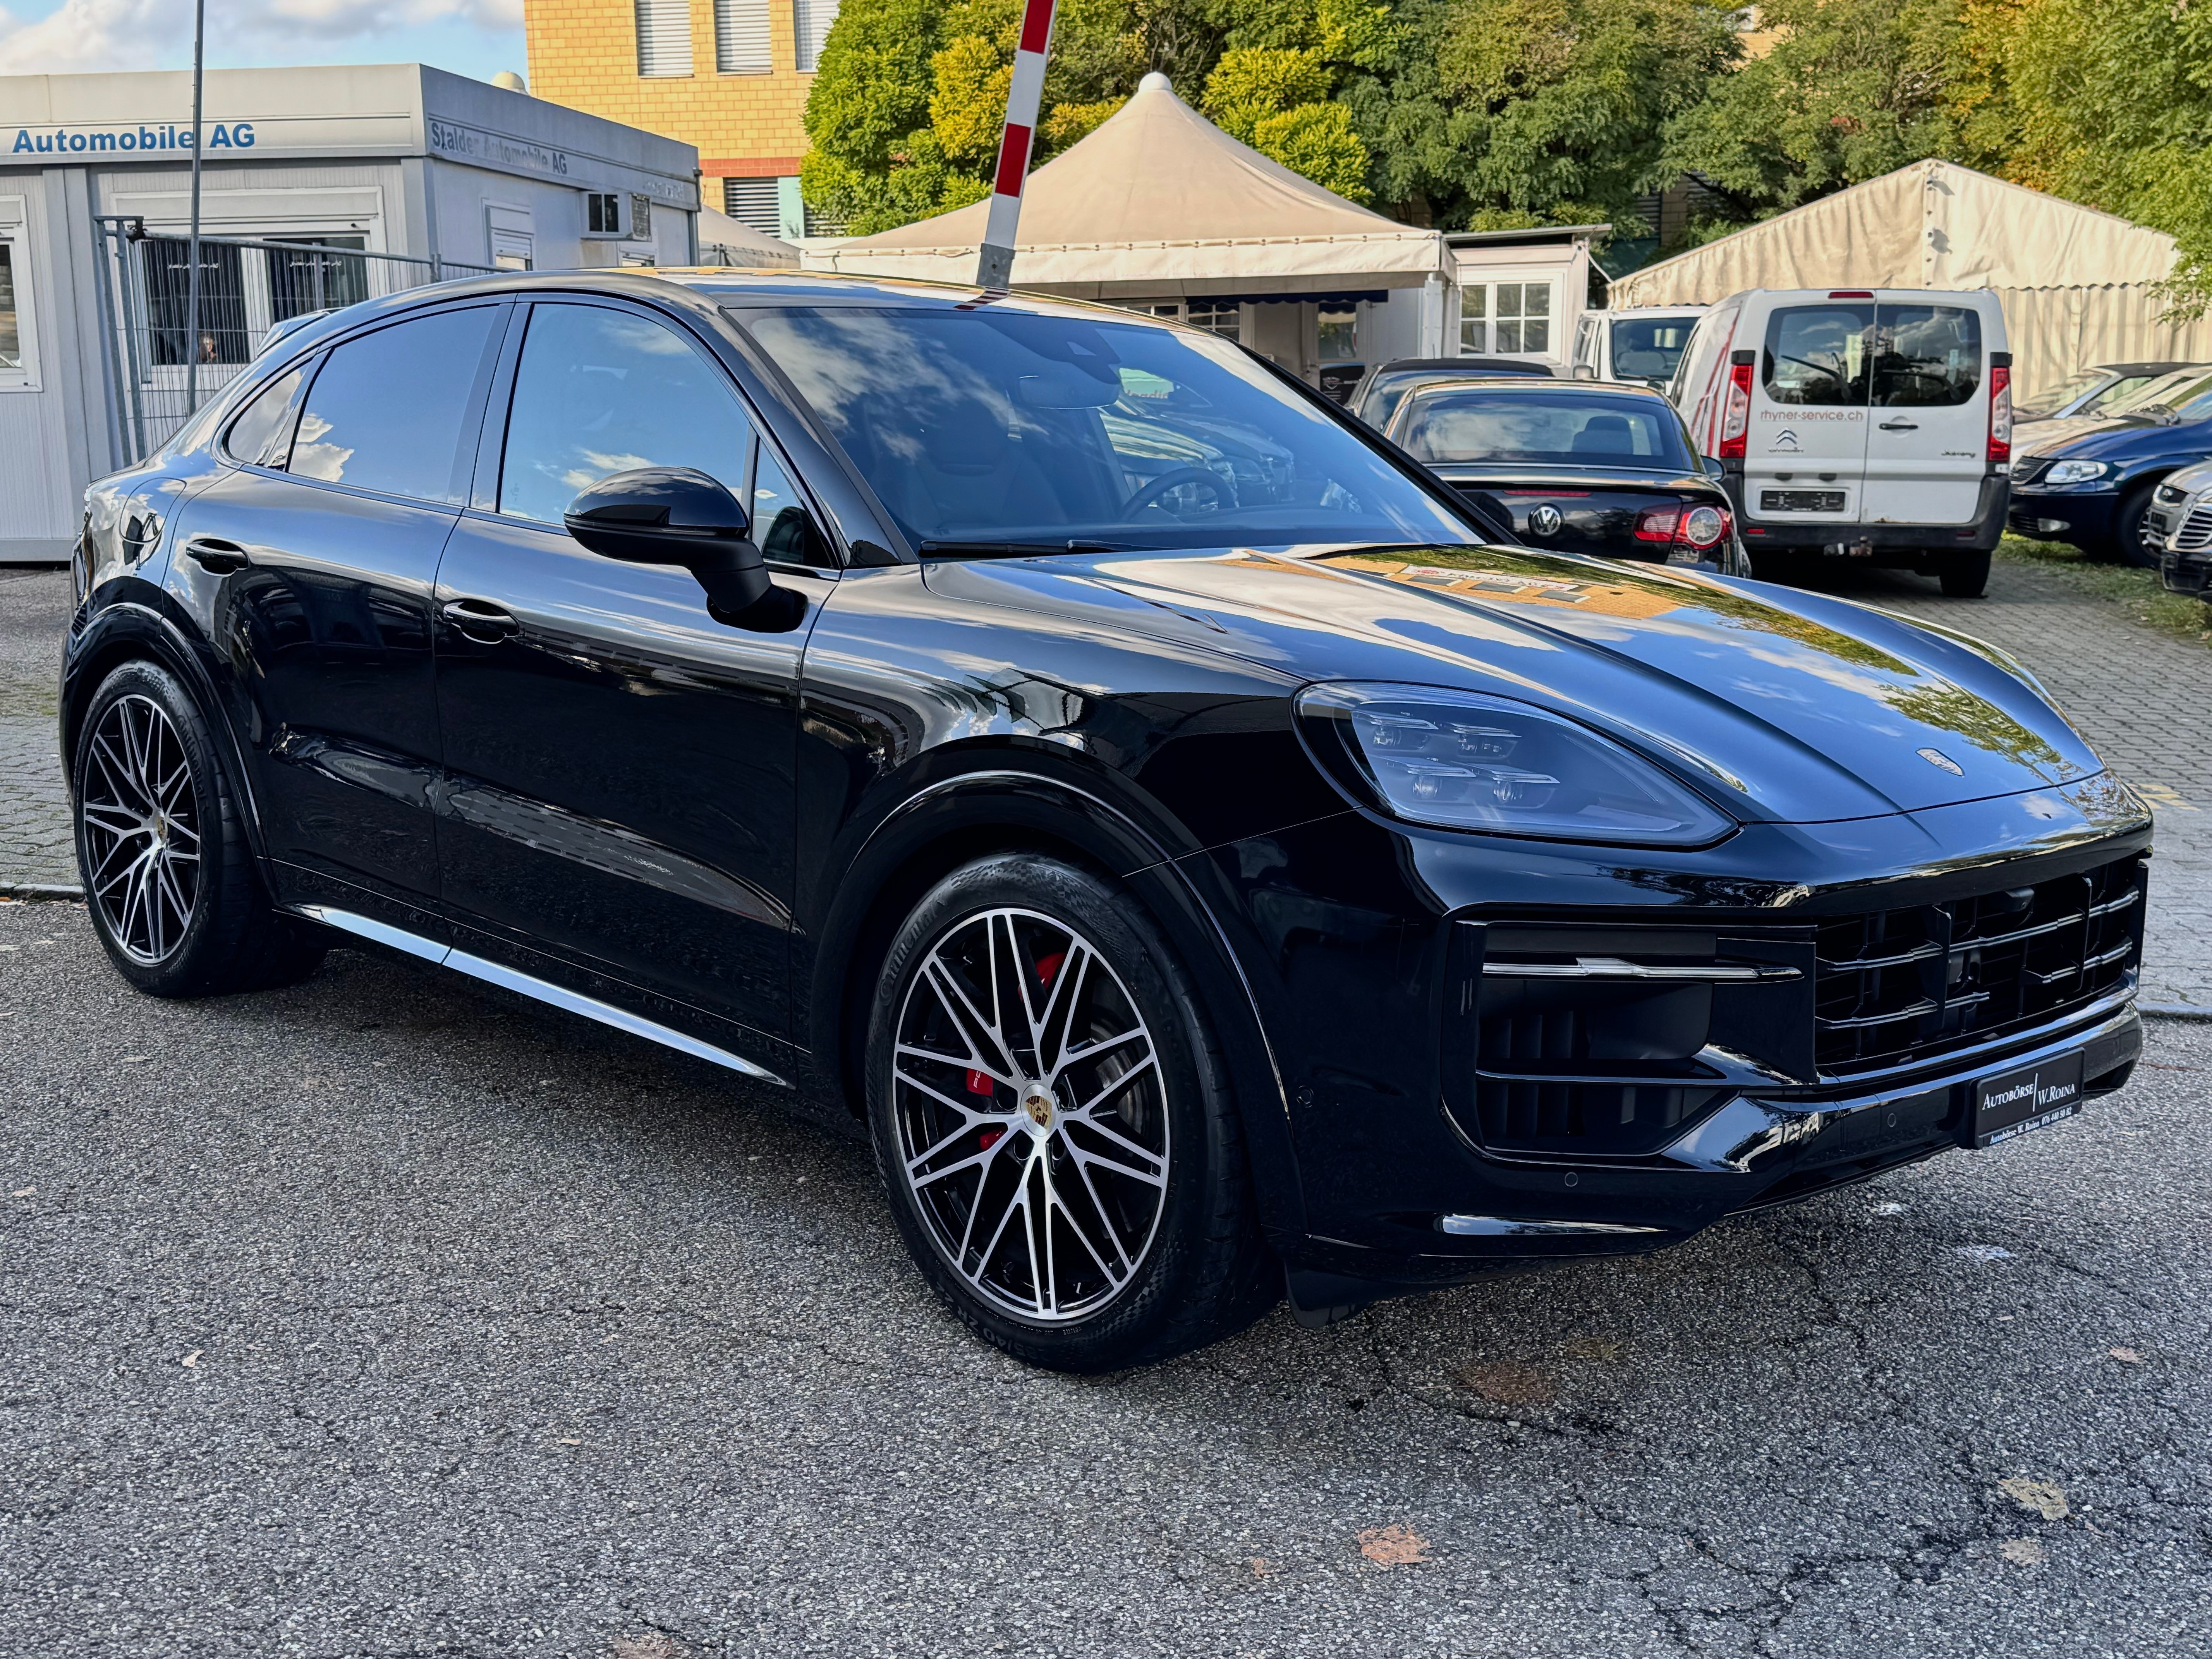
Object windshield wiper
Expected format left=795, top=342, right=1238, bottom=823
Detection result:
left=915, top=538, right=1135, bottom=558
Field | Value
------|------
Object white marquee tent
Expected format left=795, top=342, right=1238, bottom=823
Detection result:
left=694, top=204, right=801, bottom=267
left=807, top=72, right=1454, bottom=377
left=1607, top=160, right=2212, bottom=400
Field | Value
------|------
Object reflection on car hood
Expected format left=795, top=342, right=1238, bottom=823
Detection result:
left=922, top=544, right=2111, bottom=824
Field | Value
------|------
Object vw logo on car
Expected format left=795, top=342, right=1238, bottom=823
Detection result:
left=1528, top=503, right=1563, bottom=537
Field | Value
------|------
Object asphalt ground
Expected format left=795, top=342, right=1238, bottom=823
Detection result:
left=3, top=900, right=2209, bottom=1658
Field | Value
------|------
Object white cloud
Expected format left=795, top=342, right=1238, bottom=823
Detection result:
left=0, top=0, right=523, bottom=76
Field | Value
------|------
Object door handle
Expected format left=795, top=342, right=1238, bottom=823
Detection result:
left=1878, top=420, right=1919, bottom=431
left=440, top=597, right=520, bottom=641
left=184, top=536, right=249, bottom=574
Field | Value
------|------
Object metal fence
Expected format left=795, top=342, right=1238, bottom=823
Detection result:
left=93, top=217, right=497, bottom=465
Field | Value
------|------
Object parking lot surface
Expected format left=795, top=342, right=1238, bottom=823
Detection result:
left=2, top=902, right=2209, bottom=1657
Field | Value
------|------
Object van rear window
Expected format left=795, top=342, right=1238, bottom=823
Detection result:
left=1762, top=304, right=1873, bottom=406
left=1873, top=305, right=1982, bottom=407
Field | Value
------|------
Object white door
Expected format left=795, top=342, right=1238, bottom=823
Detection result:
left=1745, top=299, right=1871, bottom=531
left=1861, top=299, right=1990, bottom=526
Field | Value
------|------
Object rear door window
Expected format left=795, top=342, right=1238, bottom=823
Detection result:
left=290, top=306, right=500, bottom=500
left=1872, top=304, right=1982, bottom=407
left=1762, top=303, right=1874, bottom=406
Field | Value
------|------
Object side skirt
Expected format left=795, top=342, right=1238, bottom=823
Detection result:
left=289, top=904, right=792, bottom=1087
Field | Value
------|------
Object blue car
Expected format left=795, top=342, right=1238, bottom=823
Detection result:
left=2009, top=369, right=2212, bottom=563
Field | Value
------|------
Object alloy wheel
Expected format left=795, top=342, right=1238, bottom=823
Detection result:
left=80, top=694, right=203, bottom=965
left=891, top=907, right=1170, bottom=1323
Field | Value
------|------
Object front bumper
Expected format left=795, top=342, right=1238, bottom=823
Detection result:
left=2009, top=487, right=2118, bottom=545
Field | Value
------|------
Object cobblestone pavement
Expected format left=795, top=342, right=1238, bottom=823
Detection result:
left=3, top=905, right=2209, bottom=1659
left=5, top=559, right=2207, bottom=1002
left=0, top=569, right=72, bottom=891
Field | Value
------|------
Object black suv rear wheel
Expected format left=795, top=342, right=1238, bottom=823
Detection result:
left=73, top=660, right=325, bottom=997
left=864, top=853, right=1273, bottom=1370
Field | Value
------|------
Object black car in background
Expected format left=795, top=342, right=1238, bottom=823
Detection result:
left=1349, top=356, right=1555, bottom=430
left=67, top=272, right=2147, bottom=1371
left=1385, top=377, right=1746, bottom=571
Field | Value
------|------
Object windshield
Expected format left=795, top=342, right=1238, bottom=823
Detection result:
left=738, top=307, right=1477, bottom=553
left=2115, top=368, right=2212, bottom=414
left=1609, top=316, right=1699, bottom=382
left=1392, top=387, right=1694, bottom=469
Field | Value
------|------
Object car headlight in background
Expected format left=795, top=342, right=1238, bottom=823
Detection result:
left=2043, top=459, right=2114, bottom=485
left=1295, top=683, right=1736, bottom=846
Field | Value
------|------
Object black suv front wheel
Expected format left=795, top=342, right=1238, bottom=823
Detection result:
left=865, top=854, right=1273, bottom=1370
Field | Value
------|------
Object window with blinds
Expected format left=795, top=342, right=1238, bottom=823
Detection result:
left=715, top=0, right=771, bottom=72
left=723, top=178, right=781, bottom=238
left=635, top=0, right=694, bottom=77
left=793, top=0, right=840, bottom=71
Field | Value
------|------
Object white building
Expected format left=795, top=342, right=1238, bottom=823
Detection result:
left=1, top=63, right=702, bottom=562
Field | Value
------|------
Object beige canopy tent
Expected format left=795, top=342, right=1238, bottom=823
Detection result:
left=1608, top=160, right=2212, bottom=400
left=810, top=72, right=1447, bottom=298
left=693, top=204, right=801, bottom=268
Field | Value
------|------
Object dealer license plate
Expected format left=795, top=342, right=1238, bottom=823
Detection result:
left=1972, top=1051, right=2086, bottom=1148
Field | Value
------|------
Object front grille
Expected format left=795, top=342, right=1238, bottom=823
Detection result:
left=2174, top=502, right=2212, bottom=553
left=1474, top=1003, right=1725, bottom=1158
left=2013, top=457, right=2053, bottom=486
left=1814, top=854, right=2144, bottom=1072
left=1760, top=489, right=1846, bottom=512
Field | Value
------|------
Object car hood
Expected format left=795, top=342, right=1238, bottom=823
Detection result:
left=921, top=544, right=2109, bottom=823
left=2025, top=414, right=2212, bottom=462
left=2163, top=457, right=2212, bottom=496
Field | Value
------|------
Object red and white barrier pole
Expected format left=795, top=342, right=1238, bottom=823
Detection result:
left=976, top=0, right=1058, bottom=290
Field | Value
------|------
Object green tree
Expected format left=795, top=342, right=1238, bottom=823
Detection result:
left=1660, top=0, right=1966, bottom=224
left=1953, top=0, right=2212, bottom=316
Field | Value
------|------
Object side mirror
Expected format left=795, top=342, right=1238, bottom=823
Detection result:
left=563, top=467, right=803, bottom=631
left=1704, top=455, right=1726, bottom=479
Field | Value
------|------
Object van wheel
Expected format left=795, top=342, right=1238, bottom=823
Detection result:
left=1939, top=551, right=1992, bottom=598
left=73, top=659, right=326, bottom=997
left=864, top=853, right=1274, bottom=1371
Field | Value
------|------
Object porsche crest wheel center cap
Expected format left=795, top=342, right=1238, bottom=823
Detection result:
left=1020, top=1082, right=1057, bottom=1133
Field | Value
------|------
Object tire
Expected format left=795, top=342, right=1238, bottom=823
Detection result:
left=1938, top=550, right=1992, bottom=598
left=72, top=659, right=326, bottom=998
left=864, top=852, right=1274, bottom=1371
left=2106, top=484, right=2160, bottom=568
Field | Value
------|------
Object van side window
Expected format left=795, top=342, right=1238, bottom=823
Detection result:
left=1872, top=304, right=1982, bottom=407
left=1762, top=304, right=1873, bottom=406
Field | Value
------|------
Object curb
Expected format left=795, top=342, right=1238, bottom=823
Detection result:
left=2142, top=1001, right=2212, bottom=1023
left=0, top=882, right=82, bottom=902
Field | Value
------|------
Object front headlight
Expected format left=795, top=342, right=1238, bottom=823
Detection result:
left=1295, top=683, right=1736, bottom=847
left=2044, top=459, right=2114, bottom=485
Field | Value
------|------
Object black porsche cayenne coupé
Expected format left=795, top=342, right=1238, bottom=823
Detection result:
left=67, top=271, right=2148, bottom=1370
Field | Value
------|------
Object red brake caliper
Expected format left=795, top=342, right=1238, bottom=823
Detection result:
left=969, top=1068, right=1004, bottom=1149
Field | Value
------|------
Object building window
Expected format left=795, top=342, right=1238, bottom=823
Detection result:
left=1317, top=305, right=1358, bottom=361
left=793, top=0, right=840, bottom=72
left=141, top=238, right=249, bottom=368
left=1117, top=299, right=1242, bottom=343
left=264, top=236, right=369, bottom=322
left=0, top=228, right=31, bottom=388
left=1462, top=280, right=1553, bottom=356
left=723, top=177, right=781, bottom=238
left=635, top=0, right=695, bottom=77
left=586, top=192, right=623, bottom=236
left=715, top=0, right=772, bottom=73
left=630, top=194, right=653, bottom=240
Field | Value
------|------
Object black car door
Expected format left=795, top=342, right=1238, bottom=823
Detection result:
left=161, top=301, right=506, bottom=922
left=430, top=296, right=835, bottom=1044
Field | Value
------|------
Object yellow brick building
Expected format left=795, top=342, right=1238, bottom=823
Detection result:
left=524, top=0, right=840, bottom=240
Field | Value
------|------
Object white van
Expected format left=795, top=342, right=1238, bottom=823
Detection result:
left=1668, top=289, right=2012, bottom=596
left=1571, top=306, right=1708, bottom=387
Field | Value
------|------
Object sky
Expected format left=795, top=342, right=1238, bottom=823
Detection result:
left=0, top=0, right=528, bottom=88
